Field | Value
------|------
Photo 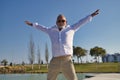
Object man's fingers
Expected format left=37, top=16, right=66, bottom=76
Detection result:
left=94, top=9, right=100, bottom=15
left=96, top=9, right=100, bottom=11
left=25, top=21, right=33, bottom=26
left=25, top=21, right=30, bottom=24
left=95, top=9, right=100, bottom=13
left=91, top=9, right=100, bottom=17
left=95, top=11, right=99, bottom=15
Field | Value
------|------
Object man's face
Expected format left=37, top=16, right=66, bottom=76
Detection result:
left=56, top=15, right=67, bottom=29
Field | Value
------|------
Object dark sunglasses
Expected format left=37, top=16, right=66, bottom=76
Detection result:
left=57, top=20, right=66, bottom=23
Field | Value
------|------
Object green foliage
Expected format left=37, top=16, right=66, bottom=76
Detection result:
left=9, top=62, right=13, bottom=66
left=90, top=46, right=106, bottom=63
left=1, top=59, right=8, bottom=66
left=73, top=46, right=87, bottom=64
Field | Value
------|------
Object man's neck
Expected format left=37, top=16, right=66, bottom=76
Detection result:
left=57, top=25, right=66, bottom=31
left=59, top=28, right=62, bottom=31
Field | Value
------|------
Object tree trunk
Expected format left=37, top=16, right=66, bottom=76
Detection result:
left=77, top=57, right=79, bottom=64
left=80, top=57, right=82, bottom=64
left=98, top=56, right=100, bottom=63
left=95, top=56, right=97, bottom=63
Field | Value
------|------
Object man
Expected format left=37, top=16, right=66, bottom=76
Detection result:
left=25, top=9, right=99, bottom=80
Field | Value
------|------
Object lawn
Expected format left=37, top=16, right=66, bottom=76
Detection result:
left=74, top=63, right=120, bottom=73
left=0, top=62, right=120, bottom=73
left=25, top=62, right=120, bottom=73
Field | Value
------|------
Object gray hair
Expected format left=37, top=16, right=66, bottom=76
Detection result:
left=57, top=14, right=66, bottom=20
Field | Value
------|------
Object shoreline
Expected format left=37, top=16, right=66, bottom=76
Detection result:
left=1, top=73, right=120, bottom=80
left=0, top=72, right=120, bottom=74
left=0, top=62, right=120, bottom=74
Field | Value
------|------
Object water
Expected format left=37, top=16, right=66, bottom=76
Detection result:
left=0, top=73, right=86, bottom=80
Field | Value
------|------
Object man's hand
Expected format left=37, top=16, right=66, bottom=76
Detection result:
left=91, top=9, right=100, bottom=17
left=25, top=21, right=33, bottom=26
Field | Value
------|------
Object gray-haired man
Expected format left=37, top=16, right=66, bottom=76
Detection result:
left=25, top=9, right=99, bottom=80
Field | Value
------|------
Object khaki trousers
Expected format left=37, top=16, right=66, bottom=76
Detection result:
left=47, top=55, right=78, bottom=80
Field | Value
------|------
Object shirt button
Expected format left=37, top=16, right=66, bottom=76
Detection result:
left=59, top=39, right=61, bottom=42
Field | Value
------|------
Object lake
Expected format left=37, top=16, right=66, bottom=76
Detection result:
left=0, top=73, right=89, bottom=80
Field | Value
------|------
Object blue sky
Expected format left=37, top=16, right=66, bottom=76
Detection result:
left=0, top=0, right=120, bottom=64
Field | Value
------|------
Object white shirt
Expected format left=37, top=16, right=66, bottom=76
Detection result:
left=33, top=15, right=92, bottom=57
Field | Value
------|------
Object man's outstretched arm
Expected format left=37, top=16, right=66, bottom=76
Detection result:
left=71, top=9, right=100, bottom=31
left=24, top=21, right=49, bottom=33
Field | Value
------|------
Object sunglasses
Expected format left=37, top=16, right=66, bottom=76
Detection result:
left=57, top=20, right=66, bottom=23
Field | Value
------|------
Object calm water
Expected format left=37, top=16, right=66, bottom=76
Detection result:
left=0, top=73, right=86, bottom=80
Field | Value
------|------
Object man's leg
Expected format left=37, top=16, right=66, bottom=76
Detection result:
left=62, top=57, right=78, bottom=80
left=47, top=58, right=60, bottom=80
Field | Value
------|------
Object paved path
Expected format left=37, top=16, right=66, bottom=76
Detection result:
left=84, top=73, right=120, bottom=80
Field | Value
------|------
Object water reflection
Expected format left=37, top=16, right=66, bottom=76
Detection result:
left=0, top=73, right=86, bottom=80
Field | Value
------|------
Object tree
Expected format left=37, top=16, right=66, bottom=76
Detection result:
left=10, top=62, right=13, bottom=66
left=28, top=35, right=35, bottom=70
left=73, top=46, right=87, bottom=64
left=22, top=61, right=25, bottom=66
left=90, top=46, right=106, bottom=63
left=45, top=43, right=49, bottom=69
left=1, top=59, right=8, bottom=66
left=37, top=45, right=41, bottom=69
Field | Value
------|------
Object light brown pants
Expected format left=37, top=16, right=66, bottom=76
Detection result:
left=47, top=56, right=78, bottom=80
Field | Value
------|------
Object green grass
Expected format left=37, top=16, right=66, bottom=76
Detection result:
left=0, top=62, right=120, bottom=73
left=74, top=63, right=120, bottom=73
left=25, top=64, right=48, bottom=73
left=25, top=62, right=120, bottom=73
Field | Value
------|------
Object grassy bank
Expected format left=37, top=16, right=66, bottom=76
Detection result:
left=0, top=63, right=120, bottom=74
left=75, top=63, right=120, bottom=73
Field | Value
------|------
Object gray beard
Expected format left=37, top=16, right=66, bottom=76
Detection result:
left=58, top=26, right=65, bottom=29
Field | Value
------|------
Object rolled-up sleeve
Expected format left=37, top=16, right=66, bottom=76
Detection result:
left=33, top=22, right=49, bottom=33
left=71, top=15, right=92, bottom=31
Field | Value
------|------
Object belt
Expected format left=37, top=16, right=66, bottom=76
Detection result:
left=53, top=55, right=71, bottom=59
